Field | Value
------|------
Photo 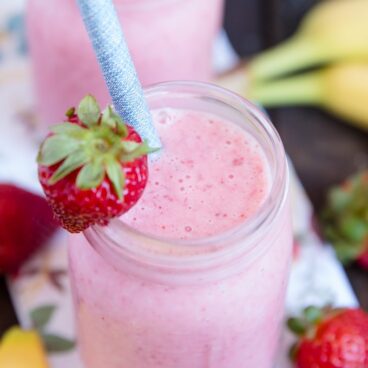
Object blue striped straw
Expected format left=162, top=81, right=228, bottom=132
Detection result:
left=76, top=0, right=161, bottom=149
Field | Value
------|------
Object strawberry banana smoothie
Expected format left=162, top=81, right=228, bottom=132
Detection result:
left=69, top=83, right=292, bottom=368
left=26, top=0, right=223, bottom=129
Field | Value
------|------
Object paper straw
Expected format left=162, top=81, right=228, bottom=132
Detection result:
left=76, top=0, right=161, bottom=149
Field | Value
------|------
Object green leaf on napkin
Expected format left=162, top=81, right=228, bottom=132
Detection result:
left=30, top=305, right=56, bottom=330
left=42, top=333, right=75, bottom=353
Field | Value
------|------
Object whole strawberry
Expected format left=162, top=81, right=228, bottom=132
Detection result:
left=37, top=95, right=155, bottom=233
left=288, top=306, right=368, bottom=368
left=321, top=171, right=368, bottom=270
left=0, top=184, right=59, bottom=274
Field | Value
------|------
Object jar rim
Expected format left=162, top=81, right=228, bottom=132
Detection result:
left=116, top=0, right=184, bottom=11
left=85, top=81, right=289, bottom=276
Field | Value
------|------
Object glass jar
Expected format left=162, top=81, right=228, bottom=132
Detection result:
left=69, top=82, right=292, bottom=368
left=26, top=0, right=224, bottom=130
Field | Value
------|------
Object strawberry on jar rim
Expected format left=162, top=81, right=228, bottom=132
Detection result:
left=37, top=95, right=157, bottom=233
left=288, top=306, right=368, bottom=368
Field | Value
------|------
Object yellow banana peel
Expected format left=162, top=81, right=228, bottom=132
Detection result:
left=247, top=63, right=368, bottom=131
left=249, top=0, right=368, bottom=81
left=0, top=327, right=49, bottom=368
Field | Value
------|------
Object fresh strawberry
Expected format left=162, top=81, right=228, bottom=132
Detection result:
left=321, top=170, right=368, bottom=270
left=358, top=248, right=368, bottom=269
left=288, top=306, right=368, bottom=368
left=37, top=95, right=156, bottom=233
left=0, top=185, right=59, bottom=274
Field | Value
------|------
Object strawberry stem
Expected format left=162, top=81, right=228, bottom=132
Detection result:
left=38, top=95, right=157, bottom=199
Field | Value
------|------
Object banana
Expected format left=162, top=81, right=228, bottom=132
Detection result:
left=247, top=63, right=368, bottom=131
left=249, top=0, right=368, bottom=82
left=0, top=327, right=49, bottom=367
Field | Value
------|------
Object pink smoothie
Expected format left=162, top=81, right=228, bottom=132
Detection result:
left=123, top=109, right=269, bottom=238
left=69, top=108, right=292, bottom=368
left=26, top=0, right=224, bottom=129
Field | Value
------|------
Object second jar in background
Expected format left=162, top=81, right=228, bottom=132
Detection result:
left=26, top=0, right=224, bottom=129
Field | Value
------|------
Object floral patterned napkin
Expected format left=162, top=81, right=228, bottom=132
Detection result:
left=0, top=1, right=357, bottom=367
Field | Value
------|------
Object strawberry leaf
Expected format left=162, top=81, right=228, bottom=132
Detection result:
left=329, top=188, right=351, bottom=212
left=340, top=217, right=367, bottom=242
left=30, top=305, right=56, bottom=331
left=38, top=135, right=80, bottom=166
left=321, top=170, right=368, bottom=266
left=49, top=150, right=89, bottom=184
left=41, top=333, right=75, bottom=353
left=287, top=317, right=307, bottom=336
left=76, top=162, right=105, bottom=189
left=304, top=306, right=323, bottom=324
left=121, top=141, right=159, bottom=163
left=106, top=159, right=125, bottom=199
left=121, top=140, right=141, bottom=153
left=101, top=106, right=128, bottom=137
left=101, top=106, right=116, bottom=128
left=334, top=240, right=363, bottom=264
left=77, top=95, right=100, bottom=126
left=116, top=120, right=129, bottom=137
left=50, top=122, right=88, bottom=138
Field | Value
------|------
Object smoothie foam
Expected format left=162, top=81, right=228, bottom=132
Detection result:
left=123, top=108, right=270, bottom=240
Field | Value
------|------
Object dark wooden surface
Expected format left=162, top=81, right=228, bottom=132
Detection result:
left=0, top=0, right=367, bottom=335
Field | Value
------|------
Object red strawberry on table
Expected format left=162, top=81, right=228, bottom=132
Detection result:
left=37, top=95, right=156, bottom=233
left=288, top=306, right=368, bottom=368
left=0, top=185, right=59, bottom=274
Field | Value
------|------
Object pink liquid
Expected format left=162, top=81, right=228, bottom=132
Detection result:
left=69, top=108, right=292, bottom=368
left=26, top=0, right=224, bottom=129
left=123, top=109, right=269, bottom=238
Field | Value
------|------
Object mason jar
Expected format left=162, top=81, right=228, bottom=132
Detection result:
left=26, top=0, right=224, bottom=129
left=69, top=81, right=292, bottom=368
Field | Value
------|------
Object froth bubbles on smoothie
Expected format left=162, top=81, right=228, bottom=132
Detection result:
left=122, top=109, right=270, bottom=239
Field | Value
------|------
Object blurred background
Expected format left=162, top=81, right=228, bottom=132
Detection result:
left=226, top=0, right=368, bottom=209
left=225, top=0, right=368, bottom=305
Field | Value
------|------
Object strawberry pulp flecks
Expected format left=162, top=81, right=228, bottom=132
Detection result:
left=38, top=95, right=156, bottom=233
left=288, top=306, right=368, bottom=368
